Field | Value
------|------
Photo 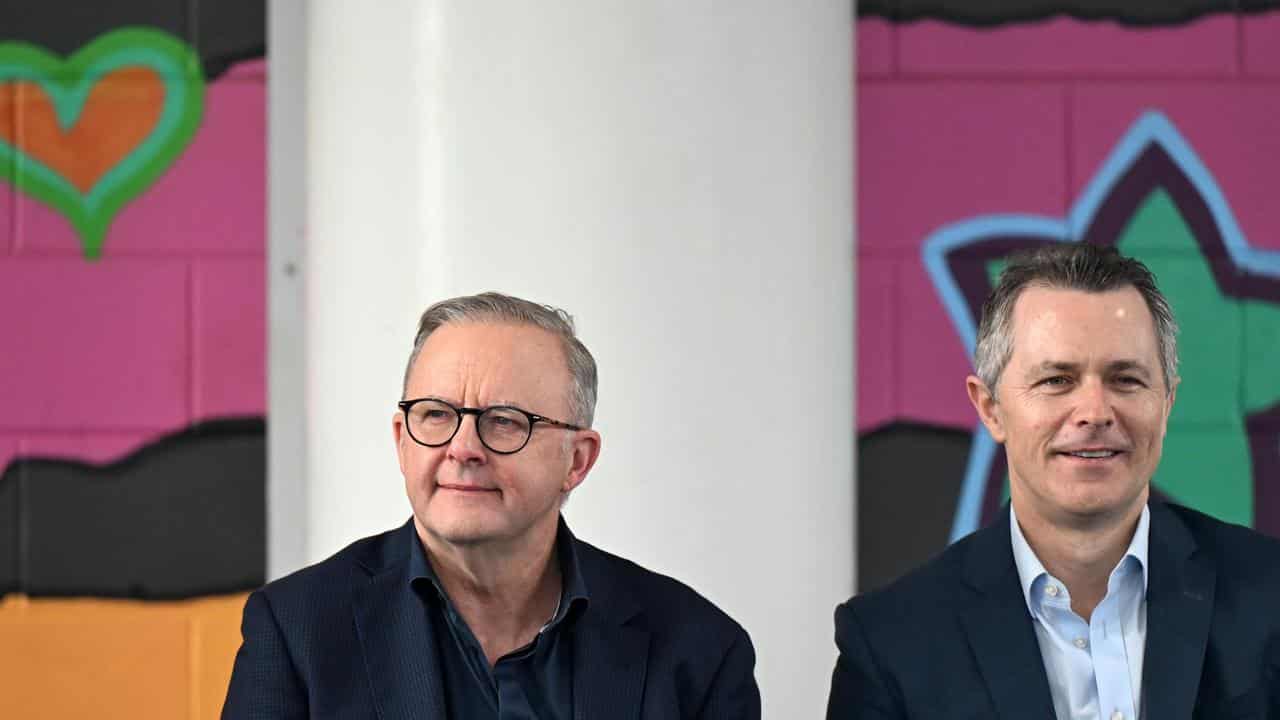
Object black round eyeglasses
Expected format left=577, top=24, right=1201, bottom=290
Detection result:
left=397, top=398, right=584, bottom=454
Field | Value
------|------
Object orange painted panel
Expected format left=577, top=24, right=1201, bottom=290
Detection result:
left=0, top=593, right=248, bottom=720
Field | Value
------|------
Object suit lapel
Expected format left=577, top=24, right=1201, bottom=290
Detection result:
left=571, top=539, right=650, bottom=720
left=351, top=524, right=448, bottom=720
left=958, top=508, right=1058, bottom=719
left=1142, top=502, right=1215, bottom=719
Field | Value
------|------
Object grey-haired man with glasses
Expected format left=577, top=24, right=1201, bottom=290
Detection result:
left=224, top=292, right=761, bottom=719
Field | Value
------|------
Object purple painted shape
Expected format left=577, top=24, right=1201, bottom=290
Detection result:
left=858, top=83, right=1067, bottom=252
left=20, top=431, right=155, bottom=464
left=898, top=16, right=1238, bottom=77
left=192, top=258, right=265, bottom=419
left=857, top=18, right=894, bottom=77
left=0, top=257, right=189, bottom=430
left=897, top=258, right=979, bottom=429
left=17, top=67, right=266, bottom=256
left=1243, top=13, right=1280, bottom=77
left=1247, top=409, right=1280, bottom=539
left=1072, top=85, right=1280, bottom=251
left=858, top=254, right=898, bottom=431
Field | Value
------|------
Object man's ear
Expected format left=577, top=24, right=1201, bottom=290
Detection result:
left=966, top=375, right=1006, bottom=443
left=562, top=430, right=602, bottom=495
left=392, top=411, right=409, bottom=475
left=1162, top=376, right=1179, bottom=437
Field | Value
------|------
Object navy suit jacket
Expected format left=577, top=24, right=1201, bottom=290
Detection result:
left=223, top=520, right=759, bottom=719
left=827, top=501, right=1280, bottom=719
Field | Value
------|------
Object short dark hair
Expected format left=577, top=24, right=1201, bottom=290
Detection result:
left=973, top=244, right=1178, bottom=394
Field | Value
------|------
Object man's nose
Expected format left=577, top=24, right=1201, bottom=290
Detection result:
left=447, top=414, right=487, bottom=462
left=1074, top=378, right=1115, bottom=428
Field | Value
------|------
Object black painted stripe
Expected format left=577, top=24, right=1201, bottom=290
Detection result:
left=0, top=418, right=265, bottom=599
left=857, top=421, right=972, bottom=592
left=0, top=0, right=264, bottom=81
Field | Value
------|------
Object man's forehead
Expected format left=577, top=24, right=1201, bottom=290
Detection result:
left=1010, top=285, right=1154, bottom=328
left=1007, top=285, right=1160, bottom=360
left=411, top=322, right=569, bottom=395
left=424, top=321, right=559, bottom=353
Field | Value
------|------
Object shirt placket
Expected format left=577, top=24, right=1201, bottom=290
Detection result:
left=1090, top=591, right=1137, bottom=720
left=1041, top=581, right=1100, bottom=719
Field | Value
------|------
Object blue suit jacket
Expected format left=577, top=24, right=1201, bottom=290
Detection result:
left=827, top=501, right=1280, bottom=719
left=223, top=520, right=759, bottom=719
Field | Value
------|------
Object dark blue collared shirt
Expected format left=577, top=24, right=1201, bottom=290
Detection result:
left=408, top=518, right=590, bottom=720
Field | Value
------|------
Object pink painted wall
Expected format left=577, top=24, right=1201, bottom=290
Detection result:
left=0, top=58, right=265, bottom=473
left=856, top=13, right=1280, bottom=432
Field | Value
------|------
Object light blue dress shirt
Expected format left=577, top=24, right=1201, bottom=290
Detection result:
left=1010, top=504, right=1149, bottom=720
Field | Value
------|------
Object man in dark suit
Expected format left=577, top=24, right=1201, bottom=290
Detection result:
left=224, top=293, right=759, bottom=719
left=827, top=244, right=1280, bottom=719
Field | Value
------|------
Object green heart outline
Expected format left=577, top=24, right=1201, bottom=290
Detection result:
left=0, top=27, right=205, bottom=259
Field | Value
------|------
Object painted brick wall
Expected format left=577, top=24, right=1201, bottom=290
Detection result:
left=856, top=12, right=1280, bottom=588
left=0, top=36, right=265, bottom=718
left=858, top=13, right=1280, bottom=430
left=0, top=57, right=266, bottom=477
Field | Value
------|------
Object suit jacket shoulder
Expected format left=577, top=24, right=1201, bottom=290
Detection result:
left=574, top=538, right=749, bottom=639
left=567, top=537, right=760, bottom=719
left=249, top=524, right=403, bottom=637
left=1162, top=502, right=1280, bottom=583
left=840, top=518, right=991, bottom=631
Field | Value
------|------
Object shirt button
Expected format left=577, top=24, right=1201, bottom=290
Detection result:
left=1111, top=712, right=1124, bottom=720
left=1045, top=584, right=1060, bottom=597
left=1073, top=637, right=1088, bottom=649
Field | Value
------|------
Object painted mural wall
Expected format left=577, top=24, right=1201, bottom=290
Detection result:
left=857, top=2, right=1280, bottom=590
left=0, top=2, right=266, bottom=717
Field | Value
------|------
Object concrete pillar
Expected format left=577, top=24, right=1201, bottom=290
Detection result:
left=277, top=1, right=854, bottom=714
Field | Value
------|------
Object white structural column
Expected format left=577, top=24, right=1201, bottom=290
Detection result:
left=283, top=0, right=855, bottom=715
left=302, top=1, right=431, bottom=555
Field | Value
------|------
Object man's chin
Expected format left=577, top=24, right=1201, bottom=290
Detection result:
left=1051, top=487, right=1145, bottom=525
left=427, top=520, right=505, bottom=547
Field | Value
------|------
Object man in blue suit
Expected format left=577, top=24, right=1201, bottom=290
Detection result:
left=224, top=293, right=759, bottom=719
left=827, top=244, right=1280, bottom=719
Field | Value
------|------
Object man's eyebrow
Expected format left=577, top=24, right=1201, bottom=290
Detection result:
left=1026, top=361, right=1081, bottom=375
left=1024, top=360, right=1153, bottom=375
left=1106, top=360, right=1153, bottom=375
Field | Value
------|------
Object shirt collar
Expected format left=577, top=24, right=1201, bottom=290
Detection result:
left=1009, top=502, right=1150, bottom=614
left=407, top=514, right=591, bottom=628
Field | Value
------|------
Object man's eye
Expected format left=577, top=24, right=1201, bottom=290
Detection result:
left=422, top=410, right=451, bottom=421
left=489, top=416, right=516, bottom=427
left=1040, top=376, right=1071, bottom=387
left=1115, top=375, right=1145, bottom=387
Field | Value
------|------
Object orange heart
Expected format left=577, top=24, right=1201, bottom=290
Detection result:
left=0, top=67, right=165, bottom=194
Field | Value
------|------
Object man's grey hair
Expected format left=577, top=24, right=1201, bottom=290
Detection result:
left=973, top=243, right=1179, bottom=396
left=402, top=292, right=598, bottom=427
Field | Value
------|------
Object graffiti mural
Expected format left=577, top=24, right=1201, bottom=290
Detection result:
left=927, top=111, right=1280, bottom=540
left=0, top=2, right=265, bottom=717
left=856, top=2, right=1280, bottom=590
left=0, top=28, right=205, bottom=259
